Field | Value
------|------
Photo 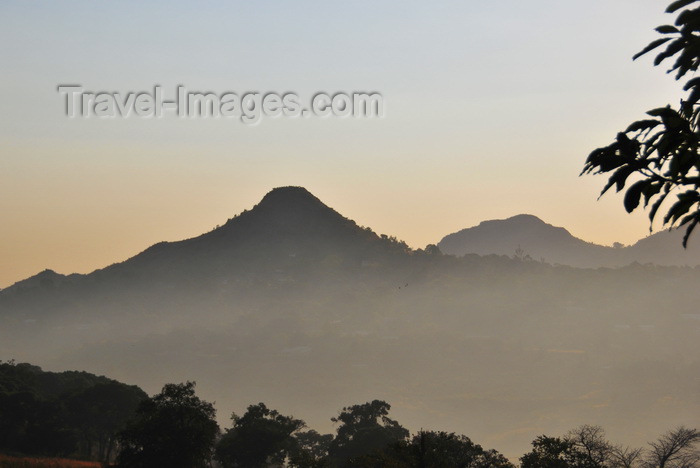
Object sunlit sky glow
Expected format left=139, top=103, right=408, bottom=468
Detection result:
left=0, top=0, right=683, bottom=287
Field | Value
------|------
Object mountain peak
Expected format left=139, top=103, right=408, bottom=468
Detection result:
left=256, top=186, right=322, bottom=209
left=5, top=268, right=70, bottom=291
left=479, top=214, right=546, bottom=228
left=505, top=214, right=545, bottom=224
left=246, top=187, right=336, bottom=223
left=264, top=186, right=314, bottom=196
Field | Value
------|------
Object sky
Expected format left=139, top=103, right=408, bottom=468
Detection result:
left=0, top=0, right=684, bottom=288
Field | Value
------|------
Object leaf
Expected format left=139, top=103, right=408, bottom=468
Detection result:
left=679, top=212, right=697, bottom=227
left=643, top=131, right=664, bottom=157
left=642, top=181, right=663, bottom=206
left=625, top=120, right=660, bottom=133
left=675, top=7, right=700, bottom=26
left=624, top=180, right=648, bottom=212
left=680, top=87, right=700, bottom=115
left=646, top=106, right=676, bottom=118
left=654, top=39, right=685, bottom=67
left=677, top=150, right=697, bottom=177
left=682, top=217, right=699, bottom=247
left=683, top=76, right=700, bottom=90
left=616, top=132, right=641, bottom=159
left=584, top=145, right=628, bottom=173
left=600, top=166, right=635, bottom=196
left=663, top=194, right=697, bottom=224
left=633, top=38, right=672, bottom=60
left=656, top=133, right=673, bottom=158
left=649, top=192, right=669, bottom=223
left=669, top=40, right=700, bottom=78
left=656, top=25, right=680, bottom=34
left=667, top=0, right=699, bottom=14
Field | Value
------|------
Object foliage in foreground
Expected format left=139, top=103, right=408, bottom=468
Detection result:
left=583, top=0, right=700, bottom=247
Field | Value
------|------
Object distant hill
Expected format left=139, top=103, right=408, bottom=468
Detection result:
left=438, top=214, right=700, bottom=267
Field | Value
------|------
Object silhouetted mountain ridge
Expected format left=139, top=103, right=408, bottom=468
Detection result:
left=6, top=190, right=700, bottom=293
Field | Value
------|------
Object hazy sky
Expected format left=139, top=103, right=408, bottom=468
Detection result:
left=0, top=1, right=683, bottom=287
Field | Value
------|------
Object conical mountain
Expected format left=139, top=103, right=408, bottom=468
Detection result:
left=1, top=187, right=407, bottom=297
left=103, top=186, right=396, bottom=278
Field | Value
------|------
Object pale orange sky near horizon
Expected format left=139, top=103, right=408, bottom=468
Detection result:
left=0, top=0, right=681, bottom=288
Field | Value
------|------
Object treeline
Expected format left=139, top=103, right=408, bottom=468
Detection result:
left=2, top=362, right=699, bottom=467
left=114, top=382, right=512, bottom=468
left=114, top=381, right=700, bottom=468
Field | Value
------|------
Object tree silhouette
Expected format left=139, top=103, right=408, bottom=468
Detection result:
left=520, top=435, right=591, bottom=468
left=521, top=425, right=700, bottom=468
left=116, top=381, right=218, bottom=468
left=289, top=429, right=333, bottom=468
left=215, top=402, right=305, bottom=468
left=565, top=425, right=613, bottom=468
left=66, top=381, right=145, bottom=462
left=408, top=430, right=513, bottom=468
left=644, top=426, right=700, bottom=468
left=345, top=430, right=514, bottom=468
left=609, top=445, right=644, bottom=468
left=328, top=400, right=409, bottom=466
left=582, top=0, right=700, bottom=247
